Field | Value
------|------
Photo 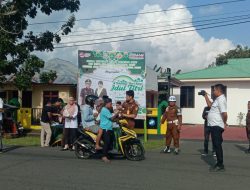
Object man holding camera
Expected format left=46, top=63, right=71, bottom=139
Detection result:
left=202, top=84, right=227, bottom=172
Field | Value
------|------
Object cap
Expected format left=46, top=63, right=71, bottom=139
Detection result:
left=168, top=96, right=176, bottom=102
left=85, top=79, right=92, bottom=83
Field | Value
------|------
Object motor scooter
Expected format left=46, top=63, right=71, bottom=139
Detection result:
left=74, top=120, right=145, bottom=161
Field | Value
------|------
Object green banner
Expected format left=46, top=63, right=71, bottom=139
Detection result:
left=78, top=50, right=146, bottom=119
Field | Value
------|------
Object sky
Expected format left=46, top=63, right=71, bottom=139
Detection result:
left=28, top=0, right=250, bottom=73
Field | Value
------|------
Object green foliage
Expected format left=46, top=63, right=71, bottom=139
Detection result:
left=8, top=98, right=20, bottom=107
left=214, top=45, right=250, bottom=66
left=0, top=0, right=80, bottom=90
left=3, top=136, right=40, bottom=146
left=40, top=70, right=57, bottom=83
left=237, top=112, right=246, bottom=126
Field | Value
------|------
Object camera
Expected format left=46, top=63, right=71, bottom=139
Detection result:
left=198, top=90, right=206, bottom=96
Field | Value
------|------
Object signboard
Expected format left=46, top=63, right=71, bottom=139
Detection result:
left=78, top=50, right=146, bottom=119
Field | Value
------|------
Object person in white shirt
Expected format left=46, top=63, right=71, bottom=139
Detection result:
left=0, top=97, right=3, bottom=123
left=0, top=97, right=4, bottom=152
left=203, top=84, right=227, bottom=172
left=61, top=97, right=78, bottom=151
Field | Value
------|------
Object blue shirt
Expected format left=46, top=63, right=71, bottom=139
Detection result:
left=81, top=104, right=95, bottom=127
left=100, top=107, right=113, bottom=130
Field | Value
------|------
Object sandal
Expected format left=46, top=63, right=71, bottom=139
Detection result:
left=61, top=147, right=69, bottom=151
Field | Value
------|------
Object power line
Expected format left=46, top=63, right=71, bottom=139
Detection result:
left=66, top=8, right=250, bottom=33
left=30, top=8, right=250, bottom=35
left=29, top=0, right=248, bottom=26
left=57, top=12, right=250, bottom=40
left=26, top=11, right=250, bottom=42
left=56, top=14, right=250, bottom=46
left=54, top=19, right=250, bottom=48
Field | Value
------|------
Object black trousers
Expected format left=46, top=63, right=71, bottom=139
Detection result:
left=102, top=130, right=114, bottom=157
left=204, top=125, right=215, bottom=153
left=211, top=126, right=224, bottom=166
left=246, top=125, right=250, bottom=148
left=64, top=128, right=77, bottom=146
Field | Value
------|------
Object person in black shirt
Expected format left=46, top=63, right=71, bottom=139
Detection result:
left=40, top=100, right=52, bottom=147
left=201, top=106, right=215, bottom=156
left=51, top=99, right=64, bottom=123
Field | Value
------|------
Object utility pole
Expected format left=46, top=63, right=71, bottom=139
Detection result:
left=167, top=68, right=171, bottom=98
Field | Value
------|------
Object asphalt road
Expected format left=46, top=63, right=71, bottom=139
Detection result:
left=0, top=140, right=249, bottom=190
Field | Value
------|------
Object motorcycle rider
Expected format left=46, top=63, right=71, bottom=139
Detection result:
left=161, top=96, right=182, bottom=154
left=81, top=95, right=102, bottom=150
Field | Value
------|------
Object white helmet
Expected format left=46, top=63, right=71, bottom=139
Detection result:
left=168, top=96, right=176, bottom=102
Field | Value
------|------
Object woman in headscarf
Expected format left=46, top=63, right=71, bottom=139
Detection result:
left=61, top=97, right=78, bottom=150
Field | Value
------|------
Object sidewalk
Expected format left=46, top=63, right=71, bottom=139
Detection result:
left=181, top=125, right=248, bottom=142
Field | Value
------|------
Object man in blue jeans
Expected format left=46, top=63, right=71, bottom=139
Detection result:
left=203, top=84, right=227, bottom=172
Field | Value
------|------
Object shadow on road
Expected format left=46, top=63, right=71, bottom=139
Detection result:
left=198, top=149, right=216, bottom=167
left=234, top=144, right=249, bottom=154
left=0, top=146, right=22, bottom=154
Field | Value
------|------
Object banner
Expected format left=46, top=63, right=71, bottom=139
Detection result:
left=78, top=50, right=146, bottom=119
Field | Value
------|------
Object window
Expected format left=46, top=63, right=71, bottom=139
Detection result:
left=43, top=91, right=59, bottom=106
left=180, top=86, right=195, bottom=108
left=22, top=91, right=32, bottom=108
left=0, top=91, right=6, bottom=99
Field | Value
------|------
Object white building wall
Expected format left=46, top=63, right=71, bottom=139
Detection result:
left=227, top=81, right=250, bottom=125
left=173, top=81, right=250, bottom=126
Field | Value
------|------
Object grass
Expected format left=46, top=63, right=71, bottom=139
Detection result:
left=2, top=136, right=40, bottom=146
left=2, top=136, right=164, bottom=150
left=142, top=139, right=165, bottom=150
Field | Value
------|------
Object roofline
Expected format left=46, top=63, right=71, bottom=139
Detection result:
left=179, top=78, right=250, bottom=82
left=32, top=83, right=76, bottom=86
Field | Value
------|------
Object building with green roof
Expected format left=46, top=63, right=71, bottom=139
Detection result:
left=173, top=58, right=250, bottom=125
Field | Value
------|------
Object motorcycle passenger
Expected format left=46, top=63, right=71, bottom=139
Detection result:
left=81, top=95, right=102, bottom=150
left=121, top=90, right=139, bottom=129
left=99, top=97, right=119, bottom=163
left=95, top=98, right=105, bottom=150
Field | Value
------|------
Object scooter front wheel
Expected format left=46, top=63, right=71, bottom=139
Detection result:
left=124, top=142, right=145, bottom=161
left=74, top=139, right=93, bottom=159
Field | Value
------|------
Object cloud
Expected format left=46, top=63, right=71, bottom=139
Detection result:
left=36, top=3, right=234, bottom=72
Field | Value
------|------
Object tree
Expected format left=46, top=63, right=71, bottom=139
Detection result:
left=212, top=45, right=250, bottom=66
left=0, top=0, right=80, bottom=90
left=39, top=70, right=57, bottom=84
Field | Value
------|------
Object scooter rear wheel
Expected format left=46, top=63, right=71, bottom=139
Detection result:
left=75, top=139, right=93, bottom=159
left=125, top=142, right=145, bottom=161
